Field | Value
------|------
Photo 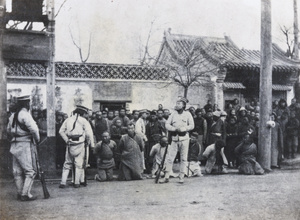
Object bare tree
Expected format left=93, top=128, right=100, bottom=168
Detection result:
left=69, top=27, right=92, bottom=63
left=280, top=25, right=295, bottom=58
left=140, top=19, right=156, bottom=65
left=55, top=0, right=68, bottom=18
left=156, top=35, right=222, bottom=98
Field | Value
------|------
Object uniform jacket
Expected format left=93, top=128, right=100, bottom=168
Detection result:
left=59, top=114, right=95, bottom=148
left=7, top=108, right=40, bottom=143
left=165, top=110, right=194, bottom=141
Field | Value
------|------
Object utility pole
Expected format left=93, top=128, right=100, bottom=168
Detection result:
left=294, top=0, right=299, bottom=60
left=46, top=0, right=56, bottom=137
left=0, top=0, right=6, bottom=141
left=258, top=0, right=272, bottom=171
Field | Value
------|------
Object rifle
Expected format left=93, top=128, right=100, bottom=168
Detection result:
left=155, top=144, right=169, bottom=184
left=82, top=141, right=88, bottom=186
left=33, top=139, right=50, bottom=199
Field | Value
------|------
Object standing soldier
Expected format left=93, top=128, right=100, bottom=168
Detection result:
left=59, top=105, right=94, bottom=188
left=7, top=95, right=40, bottom=201
left=160, top=97, right=194, bottom=184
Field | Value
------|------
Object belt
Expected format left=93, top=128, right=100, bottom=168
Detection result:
left=171, top=131, right=187, bottom=137
left=70, top=137, right=80, bottom=141
left=68, top=134, right=83, bottom=141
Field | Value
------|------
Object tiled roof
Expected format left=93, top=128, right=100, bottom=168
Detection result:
left=223, top=82, right=246, bottom=89
left=272, top=84, right=293, bottom=91
left=157, top=32, right=300, bottom=72
left=6, top=61, right=169, bottom=80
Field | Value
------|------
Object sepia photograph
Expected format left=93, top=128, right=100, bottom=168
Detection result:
left=0, top=0, right=300, bottom=219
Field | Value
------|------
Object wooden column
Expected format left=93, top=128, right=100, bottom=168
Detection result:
left=46, top=0, right=55, bottom=137
left=0, top=0, right=6, bottom=140
left=258, top=0, right=272, bottom=171
left=294, top=0, right=299, bottom=60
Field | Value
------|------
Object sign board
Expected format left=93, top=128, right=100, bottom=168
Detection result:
left=94, top=81, right=132, bottom=101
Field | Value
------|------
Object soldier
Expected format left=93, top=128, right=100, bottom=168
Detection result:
left=59, top=105, right=94, bottom=188
left=160, top=97, right=194, bottom=184
left=7, top=95, right=40, bottom=201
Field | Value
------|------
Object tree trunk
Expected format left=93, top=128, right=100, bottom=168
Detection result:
left=258, top=0, right=272, bottom=171
left=294, top=0, right=299, bottom=59
left=183, top=87, right=188, bottom=98
left=46, top=1, right=56, bottom=137
left=0, top=0, right=7, bottom=140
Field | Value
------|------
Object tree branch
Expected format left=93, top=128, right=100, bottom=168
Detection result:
left=55, top=0, right=68, bottom=18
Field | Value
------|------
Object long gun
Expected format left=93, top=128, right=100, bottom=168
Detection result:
left=33, top=139, right=50, bottom=199
left=82, top=141, right=88, bottom=186
left=155, top=144, right=169, bottom=184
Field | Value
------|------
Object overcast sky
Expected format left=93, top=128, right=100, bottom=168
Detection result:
left=54, top=0, right=299, bottom=64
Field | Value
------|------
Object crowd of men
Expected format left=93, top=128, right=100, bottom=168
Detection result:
left=6, top=95, right=300, bottom=201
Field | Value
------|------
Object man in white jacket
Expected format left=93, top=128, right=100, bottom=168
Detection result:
left=135, top=109, right=148, bottom=170
left=160, top=97, right=194, bottom=184
left=59, top=105, right=94, bottom=188
left=7, top=95, right=40, bottom=201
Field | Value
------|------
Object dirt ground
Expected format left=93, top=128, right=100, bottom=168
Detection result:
left=0, top=168, right=300, bottom=220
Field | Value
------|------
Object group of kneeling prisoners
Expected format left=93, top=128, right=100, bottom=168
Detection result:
left=8, top=95, right=297, bottom=201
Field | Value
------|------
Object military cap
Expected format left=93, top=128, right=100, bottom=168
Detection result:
left=16, top=95, right=30, bottom=102
left=76, top=105, right=89, bottom=113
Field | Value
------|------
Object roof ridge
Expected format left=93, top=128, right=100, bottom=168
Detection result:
left=55, top=61, right=167, bottom=68
left=169, top=33, right=226, bottom=42
left=272, top=43, right=300, bottom=64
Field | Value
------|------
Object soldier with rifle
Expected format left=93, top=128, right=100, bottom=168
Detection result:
left=7, top=95, right=40, bottom=201
left=59, top=105, right=94, bottom=188
left=160, top=97, right=194, bottom=184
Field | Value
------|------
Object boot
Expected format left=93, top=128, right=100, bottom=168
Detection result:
left=75, top=168, right=84, bottom=185
left=14, top=175, right=24, bottom=196
left=61, top=169, right=70, bottom=185
left=22, top=176, right=34, bottom=197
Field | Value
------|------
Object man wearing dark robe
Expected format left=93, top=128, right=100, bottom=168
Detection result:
left=94, top=111, right=109, bottom=142
left=145, top=111, right=164, bottom=173
left=111, top=108, right=131, bottom=131
left=118, top=123, right=144, bottom=181
left=234, top=134, right=264, bottom=175
left=94, top=132, right=117, bottom=181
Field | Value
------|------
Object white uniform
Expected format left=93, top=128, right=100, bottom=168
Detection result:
left=165, top=110, right=194, bottom=180
left=59, top=114, right=94, bottom=185
left=7, top=108, right=40, bottom=197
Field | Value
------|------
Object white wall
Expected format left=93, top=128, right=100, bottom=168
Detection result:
left=7, top=79, right=214, bottom=114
